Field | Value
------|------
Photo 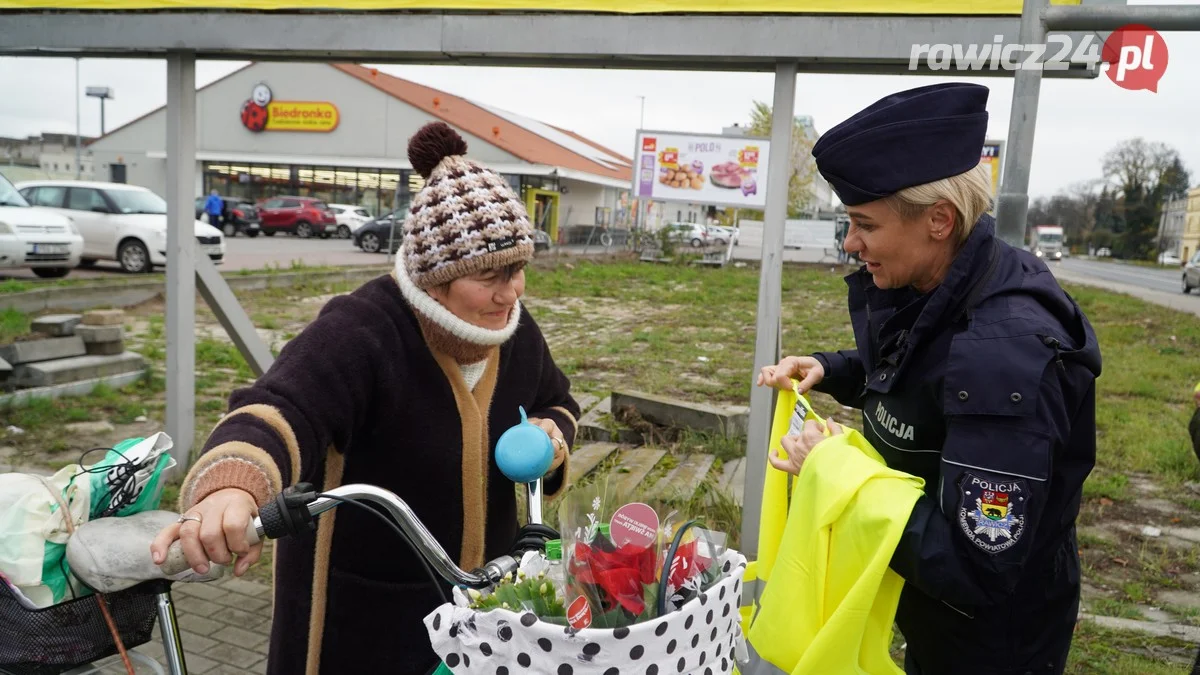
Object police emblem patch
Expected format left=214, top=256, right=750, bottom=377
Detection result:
left=957, top=472, right=1027, bottom=553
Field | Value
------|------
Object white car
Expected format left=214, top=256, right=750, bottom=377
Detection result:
left=1158, top=251, right=1181, bottom=266
left=0, top=173, right=83, bottom=278
left=16, top=180, right=225, bottom=274
left=326, top=204, right=373, bottom=239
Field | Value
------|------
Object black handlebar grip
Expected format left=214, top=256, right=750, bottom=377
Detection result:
left=258, top=499, right=289, bottom=539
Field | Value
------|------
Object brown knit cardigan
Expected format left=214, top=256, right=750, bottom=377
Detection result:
left=179, top=274, right=580, bottom=675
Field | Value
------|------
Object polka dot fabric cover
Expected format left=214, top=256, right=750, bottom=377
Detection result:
left=424, top=550, right=748, bottom=674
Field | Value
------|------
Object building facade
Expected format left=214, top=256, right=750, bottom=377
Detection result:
left=1, top=133, right=96, bottom=182
left=1157, top=192, right=1188, bottom=259
left=86, top=62, right=636, bottom=243
left=1183, top=187, right=1200, bottom=264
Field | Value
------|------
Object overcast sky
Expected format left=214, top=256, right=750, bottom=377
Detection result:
left=1, top=1, right=1197, bottom=201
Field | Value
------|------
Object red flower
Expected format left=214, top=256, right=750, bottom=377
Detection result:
left=569, top=540, right=659, bottom=616
left=666, top=540, right=714, bottom=590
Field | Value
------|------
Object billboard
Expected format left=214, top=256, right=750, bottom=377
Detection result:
left=239, top=83, right=340, bottom=133
left=981, top=139, right=1005, bottom=203
left=633, top=131, right=771, bottom=210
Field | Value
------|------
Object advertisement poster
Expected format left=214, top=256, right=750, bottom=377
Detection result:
left=633, top=131, right=771, bottom=210
left=981, top=140, right=1004, bottom=200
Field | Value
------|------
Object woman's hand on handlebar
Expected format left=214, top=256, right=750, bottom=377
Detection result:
left=527, top=417, right=568, bottom=473
left=757, top=356, right=825, bottom=394
left=150, top=487, right=263, bottom=577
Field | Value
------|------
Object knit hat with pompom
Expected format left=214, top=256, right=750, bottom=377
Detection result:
left=402, top=121, right=535, bottom=290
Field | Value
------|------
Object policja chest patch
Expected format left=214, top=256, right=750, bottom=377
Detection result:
left=957, top=472, right=1028, bottom=553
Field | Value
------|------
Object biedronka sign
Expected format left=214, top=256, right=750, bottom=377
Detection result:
left=239, top=83, right=339, bottom=134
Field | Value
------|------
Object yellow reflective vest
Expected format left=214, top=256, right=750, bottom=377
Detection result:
left=743, top=384, right=926, bottom=674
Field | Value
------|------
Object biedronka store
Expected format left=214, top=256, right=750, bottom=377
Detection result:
left=85, top=61, right=673, bottom=242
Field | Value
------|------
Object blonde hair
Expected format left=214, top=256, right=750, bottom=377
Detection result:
left=883, top=163, right=994, bottom=245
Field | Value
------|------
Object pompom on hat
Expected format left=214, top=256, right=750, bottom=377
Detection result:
left=812, top=83, right=990, bottom=207
left=402, top=121, right=535, bottom=290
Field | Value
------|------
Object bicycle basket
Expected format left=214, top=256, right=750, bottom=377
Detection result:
left=0, top=580, right=161, bottom=675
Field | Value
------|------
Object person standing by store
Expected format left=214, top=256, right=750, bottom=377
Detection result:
left=204, top=189, right=224, bottom=230
left=756, top=83, right=1102, bottom=674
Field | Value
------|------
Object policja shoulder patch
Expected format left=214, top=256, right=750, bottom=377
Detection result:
left=957, top=472, right=1028, bottom=554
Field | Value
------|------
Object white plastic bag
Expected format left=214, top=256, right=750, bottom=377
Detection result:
left=0, top=466, right=91, bottom=608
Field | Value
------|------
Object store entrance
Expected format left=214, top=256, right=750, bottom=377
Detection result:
left=525, top=189, right=559, bottom=243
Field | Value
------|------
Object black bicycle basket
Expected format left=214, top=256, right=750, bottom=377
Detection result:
left=0, top=579, right=161, bottom=675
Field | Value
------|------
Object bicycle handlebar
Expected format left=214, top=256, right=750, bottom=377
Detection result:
left=162, top=484, right=516, bottom=589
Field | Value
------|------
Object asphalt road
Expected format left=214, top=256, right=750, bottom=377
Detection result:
left=1055, top=258, right=1186, bottom=295
left=0, top=235, right=391, bottom=280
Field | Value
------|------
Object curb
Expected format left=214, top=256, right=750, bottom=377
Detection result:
left=1, top=265, right=392, bottom=314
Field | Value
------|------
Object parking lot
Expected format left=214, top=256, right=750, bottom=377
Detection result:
left=0, top=235, right=391, bottom=280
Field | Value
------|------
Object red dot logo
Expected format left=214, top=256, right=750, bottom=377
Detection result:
left=1101, top=24, right=1168, bottom=92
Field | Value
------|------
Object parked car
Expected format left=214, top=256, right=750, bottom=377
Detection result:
left=0, top=173, right=83, bottom=278
left=353, top=212, right=403, bottom=254
left=17, top=180, right=225, bottom=274
left=1184, top=251, right=1200, bottom=295
left=705, top=225, right=739, bottom=246
left=662, top=222, right=709, bottom=248
left=532, top=229, right=551, bottom=252
left=326, top=203, right=373, bottom=239
left=256, top=196, right=338, bottom=238
left=193, top=195, right=261, bottom=238
left=1158, top=251, right=1182, bottom=266
left=1094, top=247, right=1112, bottom=258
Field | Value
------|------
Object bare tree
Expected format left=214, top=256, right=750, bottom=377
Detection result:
left=747, top=101, right=818, bottom=218
left=1101, top=138, right=1189, bottom=259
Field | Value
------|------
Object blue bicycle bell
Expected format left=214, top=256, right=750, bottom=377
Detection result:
left=495, top=406, right=555, bottom=484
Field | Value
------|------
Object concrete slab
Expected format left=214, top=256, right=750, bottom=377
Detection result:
left=0, top=355, right=10, bottom=375
left=577, top=396, right=643, bottom=444
left=85, top=340, right=125, bottom=356
left=31, top=314, right=82, bottom=337
left=82, top=309, right=126, bottom=326
left=0, top=371, right=146, bottom=407
left=717, top=457, right=747, bottom=504
left=13, top=351, right=145, bottom=387
left=566, top=442, right=619, bottom=488
left=610, top=448, right=666, bottom=499
left=75, top=324, right=124, bottom=344
left=0, top=335, right=87, bottom=365
left=611, top=390, right=748, bottom=438
left=651, top=453, right=716, bottom=501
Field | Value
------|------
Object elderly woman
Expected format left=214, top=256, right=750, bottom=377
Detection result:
left=151, top=122, right=580, bottom=675
left=757, top=83, right=1102, bottom=675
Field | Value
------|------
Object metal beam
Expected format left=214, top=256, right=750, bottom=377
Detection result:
left=1044, top=4, right=1200, bottom=31
left=165, top=52, right=197, bottom=470
left=741, top=61, right=796, bottom=560
left=0, top=12, right=1091, bottom=76
left=995, top=0, right=1047, bottom=248
left=195, top=254, right=275, bottom=379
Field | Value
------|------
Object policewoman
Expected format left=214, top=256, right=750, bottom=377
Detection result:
left=758, top=83, right=1102, bottom=674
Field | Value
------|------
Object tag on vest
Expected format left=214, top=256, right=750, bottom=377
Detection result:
left=788, top=397, right=812, bottom=436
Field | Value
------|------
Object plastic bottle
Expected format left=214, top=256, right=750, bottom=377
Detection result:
left=544, top=538, right=565, bottom=597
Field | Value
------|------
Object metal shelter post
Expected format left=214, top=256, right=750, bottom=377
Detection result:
left=994, top=0, right=1047, bottom=247
left=165, top=52, right=197, bottom=469
left=195, top=253, right=275, bottom=378
left=741, top=61, right=796, bottom=559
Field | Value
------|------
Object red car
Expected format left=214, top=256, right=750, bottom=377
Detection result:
left=256, top=196, right=338, bottom=238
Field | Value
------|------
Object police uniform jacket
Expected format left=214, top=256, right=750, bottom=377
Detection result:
left=811, top=215, right=1102, bottom=674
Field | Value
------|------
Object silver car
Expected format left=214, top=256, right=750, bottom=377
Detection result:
left=1184, top=251, right=1200, bottom=294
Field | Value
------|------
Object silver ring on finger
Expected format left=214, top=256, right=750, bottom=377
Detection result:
left=177, top=513, right=203, bottom=526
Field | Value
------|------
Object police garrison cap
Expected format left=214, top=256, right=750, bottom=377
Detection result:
left=811, top=82, right=990, bottom=207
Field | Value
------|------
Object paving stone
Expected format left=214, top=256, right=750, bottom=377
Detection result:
left=86, top=340, right=126, bottom=356
left=177, top=612, right=225, bottom=636
left=173, top=581, right=230, bottom=603
left=82, top=309, right=126, bottom=326
left=211, top=625, right=268, bottom=649
left=214, top=605, right=270, bottom=626
left=1159, top=590, right=1200, bottom=610
left=218, top=577, right=272, bottom=597
left=717, top=458, right=747, bottom=504
left=203, top=642, right=266, bottom=669
left=213, top=593, right=271, bottom=612
left=0, top=335, right=86, bottom=365
left=180, top=630, right=219, bottom=654
left=75, top=324, right=124, bottom=343
left=31, top=314, right=82, bottom=337
left=0, top=356, right=10, bottom=376
left=174, top=596, right=224, bottom=618
left=64, top=420, right=115, bottom=435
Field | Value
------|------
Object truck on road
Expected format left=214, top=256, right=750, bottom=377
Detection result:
left=1029, top=225, right=1065, bottom=261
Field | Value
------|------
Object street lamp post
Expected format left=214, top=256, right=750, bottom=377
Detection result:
left=86, top=86, right=114, bottom=136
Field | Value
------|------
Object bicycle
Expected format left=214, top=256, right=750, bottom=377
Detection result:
left=2, top=427, right=560, bottom=675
